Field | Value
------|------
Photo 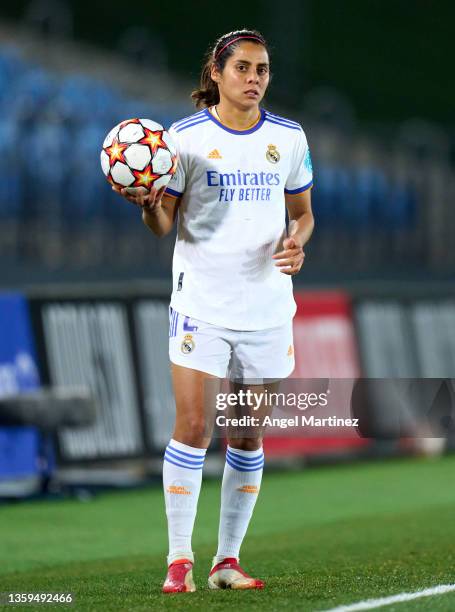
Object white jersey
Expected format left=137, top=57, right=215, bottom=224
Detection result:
left=165, top=107, right=313, bottom=331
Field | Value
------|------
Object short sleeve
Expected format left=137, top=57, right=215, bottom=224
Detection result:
left=164, top=126, right=186, bottom=198
left=284, top=128, right=313, bottom=194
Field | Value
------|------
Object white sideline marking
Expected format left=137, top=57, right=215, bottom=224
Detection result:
left=322, top=584, right=455, bottom=611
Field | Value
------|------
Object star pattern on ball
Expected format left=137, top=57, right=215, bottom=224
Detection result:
left=132, top=166, right=161, bottom=189
left=105, top=140, right=128, bottom=166
left=119, top=118, right=140, bottom=129
left=139, top=129, right=167, bottom=155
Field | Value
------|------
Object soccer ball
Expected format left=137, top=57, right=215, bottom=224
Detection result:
left=100, top=118, right=178, bottom=195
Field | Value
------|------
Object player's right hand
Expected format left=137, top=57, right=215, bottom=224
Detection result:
left=112, top=185, right=166, bottom=213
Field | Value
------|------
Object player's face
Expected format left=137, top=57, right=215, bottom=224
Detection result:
left=213, top=42, right=270, bottom=110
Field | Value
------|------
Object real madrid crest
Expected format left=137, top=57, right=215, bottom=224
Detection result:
left=266, top=144, right=280, bottom=164
left=181, top=334, right=195, bottom=354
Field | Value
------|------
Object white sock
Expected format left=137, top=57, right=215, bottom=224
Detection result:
left=214, top=445, right=264, bottom=564
left=163, top=438, right=207, bottom=565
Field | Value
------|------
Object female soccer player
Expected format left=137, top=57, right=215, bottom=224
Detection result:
left=116, top=29, right=314, bottom=593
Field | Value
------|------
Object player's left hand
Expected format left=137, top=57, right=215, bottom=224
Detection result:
left=272, top=236, right=305, bottom=275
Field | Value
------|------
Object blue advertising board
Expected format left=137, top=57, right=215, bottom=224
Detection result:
left=0, top=293, right=41, bottom=482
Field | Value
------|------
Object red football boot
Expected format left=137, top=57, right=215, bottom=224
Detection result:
left=162, top=558, right=196, bottom=593
left=208, top=557, right=265, bottom=590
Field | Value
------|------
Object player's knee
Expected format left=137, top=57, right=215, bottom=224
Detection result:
left=227, top=437, right=263, bottom=451
left=175, top=416, right=208, bottom=447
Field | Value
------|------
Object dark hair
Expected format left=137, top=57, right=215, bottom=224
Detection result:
left=191, top=29, right=269, bottom=108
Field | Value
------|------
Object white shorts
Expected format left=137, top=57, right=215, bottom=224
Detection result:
left=169, top=308, right=295, bottom=380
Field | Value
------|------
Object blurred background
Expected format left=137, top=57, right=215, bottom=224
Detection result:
left=0, top=0, right=454, bottom=285
left=0, top=0, right=454, bottom=495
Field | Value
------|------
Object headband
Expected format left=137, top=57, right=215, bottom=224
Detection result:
left=214, top=35, right=265, bottom=60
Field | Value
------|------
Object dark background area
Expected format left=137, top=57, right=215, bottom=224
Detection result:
left=0, top=0, right=451, bottom=127
left=0, top=0, right=453, bottom=286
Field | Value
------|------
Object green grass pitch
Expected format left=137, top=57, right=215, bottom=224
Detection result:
left=1, top=454, right=454, bottom=611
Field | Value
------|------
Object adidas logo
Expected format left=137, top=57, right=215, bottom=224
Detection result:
left=287, top=345, right=294, bottom=356
left=207, top=149, right=222, bottom=159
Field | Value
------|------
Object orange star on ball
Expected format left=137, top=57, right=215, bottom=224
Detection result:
left=139, top=129, right=167, bottom=154
left=132, top=166, right=161, bottom=189
left=106, top=140, right=128, bottom=166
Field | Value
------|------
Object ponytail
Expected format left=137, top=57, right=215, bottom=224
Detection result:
left=191, top=60, right=220, bottom=108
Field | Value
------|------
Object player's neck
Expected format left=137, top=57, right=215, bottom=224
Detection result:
left=213, top=102, right=260, bottom=131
